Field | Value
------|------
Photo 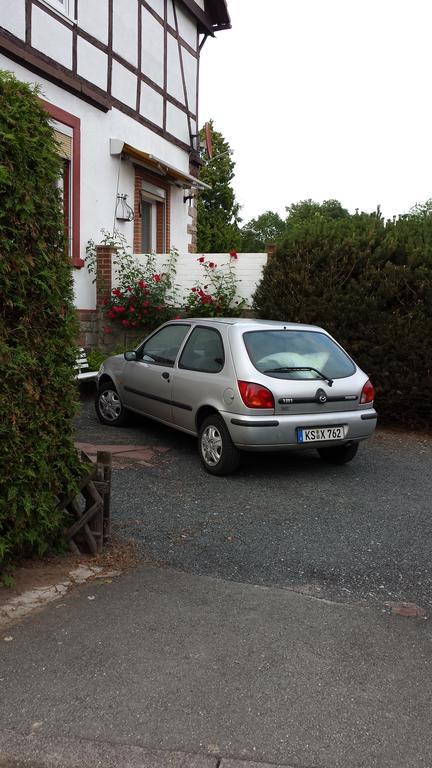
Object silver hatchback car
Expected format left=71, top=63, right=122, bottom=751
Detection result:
left=95, top=318, right=377, bottom=475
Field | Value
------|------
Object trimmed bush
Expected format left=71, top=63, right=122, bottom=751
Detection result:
left=253, top=212, right=432, bottom=428
left=0, top=72, right=80, bottom=570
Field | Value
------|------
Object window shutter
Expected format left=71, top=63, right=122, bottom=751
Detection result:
left=141, top=180, right=166, bottom=203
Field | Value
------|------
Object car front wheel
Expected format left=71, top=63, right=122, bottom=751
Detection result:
left=318, top=442, right=359, bottom=465
left=198, top=414, right=240, bottom=476
left=95, top=382, right=129, bottom=427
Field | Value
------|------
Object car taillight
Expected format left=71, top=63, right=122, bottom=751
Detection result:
left=360, top=379, right=375, bottom=404
left=238, top=380, right=275, bottom=409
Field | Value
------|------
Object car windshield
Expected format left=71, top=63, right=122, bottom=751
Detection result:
left=243, top=330, right=356, bottom=380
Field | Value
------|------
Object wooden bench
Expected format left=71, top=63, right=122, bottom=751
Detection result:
left=75, top=347, right=98, bottom=382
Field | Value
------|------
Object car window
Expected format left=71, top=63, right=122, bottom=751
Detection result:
left=179, top=326, right=225, bottom=373
left=243, top=330, right=355, bottom=380
left=140, top=324, right=190, bottom=367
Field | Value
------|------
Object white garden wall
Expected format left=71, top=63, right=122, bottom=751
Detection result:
left=128, top=252, right=268, bottom=306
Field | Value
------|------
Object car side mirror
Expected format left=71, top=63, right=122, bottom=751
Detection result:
left=124, top=351, right=137, bottom=362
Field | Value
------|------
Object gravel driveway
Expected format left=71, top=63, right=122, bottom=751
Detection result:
left=76, top=392, right=432, bottom=609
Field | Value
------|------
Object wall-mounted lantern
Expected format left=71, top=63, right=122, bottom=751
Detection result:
left=115, top=193, right=134, bottom=221
left=183, top=188, right=197, bottom=205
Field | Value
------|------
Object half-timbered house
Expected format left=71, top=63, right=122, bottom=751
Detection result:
left=0, top=0, right=230, bottom=319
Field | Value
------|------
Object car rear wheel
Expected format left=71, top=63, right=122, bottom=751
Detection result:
left=95, top=382, right=129, bottom=427
left=198, top=414, right=240, bottom=476
left=318, top=442, right=359, bottom=464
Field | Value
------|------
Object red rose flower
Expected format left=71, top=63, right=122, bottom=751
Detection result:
left=121, top=319, right=129, bottom=327
left=153, top=274, right=161, bottom=282
left=138, top=280, right=147, bottom=290
left=197, top=256, right=205, bottom=263
left=230, top=251, right=238, bottom=260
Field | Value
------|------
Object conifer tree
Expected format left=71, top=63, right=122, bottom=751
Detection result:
left=197, top=121, right=241, bottom=253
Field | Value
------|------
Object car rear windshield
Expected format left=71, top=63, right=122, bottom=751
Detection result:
left=243, top=330, right=356, bottom=380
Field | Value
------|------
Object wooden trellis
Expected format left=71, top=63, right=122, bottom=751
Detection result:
left=57, top=451, right=112, bottom=555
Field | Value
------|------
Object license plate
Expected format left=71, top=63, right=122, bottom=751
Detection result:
left=296, top=425, right=347, bottom=443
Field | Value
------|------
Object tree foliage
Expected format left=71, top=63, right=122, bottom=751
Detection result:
left=239, top=211, right=286, bottom=252
left=285, top=198, right=350, bottom=225
left=0, top=72, right=80, bottom=570
left=197, top=120, right=241, bottom=252
left=409, top=198, right=432, bottom=217
left=253, top=208, right=432, bottom=428
left=239, top=200, right=350, bottom=252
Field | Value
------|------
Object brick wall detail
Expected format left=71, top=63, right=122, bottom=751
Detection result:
left=96, top=244, right=116, bottom=308
left=266, top=243, right=276, bottom=261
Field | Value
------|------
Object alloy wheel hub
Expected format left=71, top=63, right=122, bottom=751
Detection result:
left=100, top=390, right=121, bottom=421
left=201, top=426, right=223, bottom=466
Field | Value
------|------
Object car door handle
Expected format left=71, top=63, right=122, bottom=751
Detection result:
left=162, top=372, right=170, bottom=381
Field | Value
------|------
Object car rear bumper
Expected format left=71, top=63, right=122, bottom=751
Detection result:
left=221, top=408, right=378, bottom=450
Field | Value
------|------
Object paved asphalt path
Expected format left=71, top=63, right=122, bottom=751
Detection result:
left=1, top=566, right=431, bottom=768
left=0, top=394, right=430, bottom=768
left=76, top=393, right=432, bottom=609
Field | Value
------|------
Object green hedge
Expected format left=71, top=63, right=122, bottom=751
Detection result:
left=253, top=212, right=432, bottom=428
left=0, top=72, right=80, bottom=570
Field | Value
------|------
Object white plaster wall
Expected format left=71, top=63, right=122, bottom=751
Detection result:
left=176, top=4, right=197, bottom=49
left=182, top=48, right=197, bottom=112
left=145, top=0, right=164, bottom=19
left=0, top=0, right=25, bottom=39
left=133, top=253, right=268, bottom=305
left=112, top=60, right=137, bottom=109
left=167, top=0, right=175, bottom=29
left=141, top=8, right=164, bottom=87
left=77, top=0, right=108, bottom=44
left=189, top=118, right=197, bottom=141
left=166, top=33, right=184, bottom=103
left=140, top=81, right=164, bottom=127
left=112, top=0, right=138, bottom=66
left=166, top=102, right=190, bottom=144
left=77, top=37, right=108, bottom=91
left=1, top=0, right=197, bottom=143
left=31, top=5, right=73, bottom=69
left=169, top=186, right=190, bottom=254
left=0, top=54, right=195, bottom=310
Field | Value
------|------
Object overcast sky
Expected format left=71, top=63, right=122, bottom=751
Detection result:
left=199, top=0, right=432, bottom=224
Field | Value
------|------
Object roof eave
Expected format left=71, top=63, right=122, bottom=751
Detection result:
left=178, top=0, right=231, bottom=35
left=206, top=0, right=231, bottom=30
